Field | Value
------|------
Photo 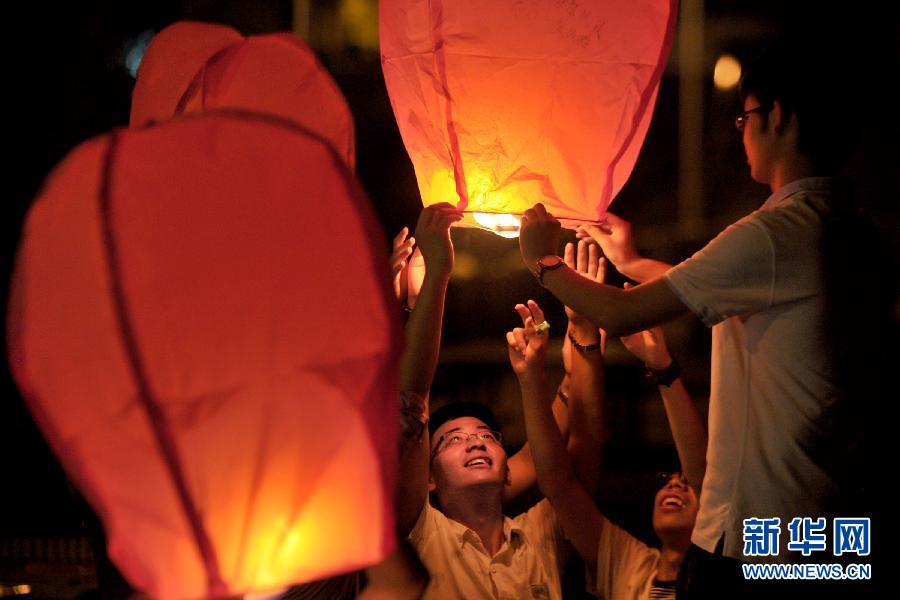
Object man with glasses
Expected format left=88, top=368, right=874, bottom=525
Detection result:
left=394, top=209, right=606, bottom=599
left=516, top=33, right=879, bottom=597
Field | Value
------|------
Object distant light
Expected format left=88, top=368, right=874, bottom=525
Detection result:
left=472, top=212, right=521, bottom=238
left=124, top=30, right=156, bottom=78
left=0, top=584, right=32, bottom=596
left=713, top=54, right=741, bottom=90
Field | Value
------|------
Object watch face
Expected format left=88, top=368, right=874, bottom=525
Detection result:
left=540, top=256, right=562, bottom=267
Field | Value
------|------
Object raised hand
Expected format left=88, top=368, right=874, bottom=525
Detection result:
left=563, top=241, right=606, bottom=324
left=519, top=203, right=561, bottom=272
left=563, top=240, right=607, bottom=352
left=575, top=212, right=638, bottom=273
left=391, top=226, right=415, bottom=300
left=413, top=202, right=463, bottom=278
left=506, top=300, right=550, bottom=377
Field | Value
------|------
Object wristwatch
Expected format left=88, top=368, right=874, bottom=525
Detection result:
left=645, top=357, right=682, bottom=387
left=535, top=255, right=565, bottom=286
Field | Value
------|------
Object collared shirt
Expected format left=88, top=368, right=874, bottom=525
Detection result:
left=663, top=177, right=853, bottom=560
left=594, top=515, right=661, bottom=600
left=409, top=499, right=566, bottom=599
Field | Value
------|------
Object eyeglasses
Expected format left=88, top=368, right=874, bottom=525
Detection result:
left=430, top=429, right=503, bottom=461
left=734, top=105, right=769, bottom=132
left=655, top=471, right=690, bottom=491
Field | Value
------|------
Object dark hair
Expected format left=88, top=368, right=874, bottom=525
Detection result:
left=428, top=401, right=502, bottom=438
left=739, top=33, right=861, bottom=174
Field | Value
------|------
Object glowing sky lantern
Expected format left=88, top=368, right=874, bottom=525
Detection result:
left=8, top=112, right=400, bottom=599
left=380, top=0, right=677, bottom=237
left=131, top=21, right=355, bottom=169
left=129, top=21, right=243, bottom=127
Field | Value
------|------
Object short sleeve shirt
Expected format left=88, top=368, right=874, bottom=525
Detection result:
left=663, top=177, right=848, bottom=560
left=594, top=515, right=661, bottom=600
left=409, top=499, right=566, bottom=599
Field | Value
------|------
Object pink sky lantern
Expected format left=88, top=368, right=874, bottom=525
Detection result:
left=8, top=112, right=400, bottom=599
left=380, top=0, right=677, bottom=237
left=131, top=21, right=355, bottom=169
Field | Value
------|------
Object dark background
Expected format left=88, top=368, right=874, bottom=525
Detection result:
left=2, top=1, right=897, bottom=596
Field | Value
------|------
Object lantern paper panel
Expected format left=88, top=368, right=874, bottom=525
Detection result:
left=131, top=22, right=355, bottom=169
left=380, top=0, right=677, bottom=236
left=8, top=113, right=400, bottom=599
left=129, top=21, right=243, bottom=128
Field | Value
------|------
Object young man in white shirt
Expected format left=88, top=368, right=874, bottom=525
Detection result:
left=517, top=37, right=878, bottom=597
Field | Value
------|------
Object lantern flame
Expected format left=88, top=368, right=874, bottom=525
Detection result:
left=472, top=212, right=521, bottom=238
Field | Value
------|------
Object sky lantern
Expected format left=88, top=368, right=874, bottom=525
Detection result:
left=8, top=112, right=401, bottom=599
left=131, top=21, right=355, bottom=169
left=380, top=0, right=677, bottom=237
left=129, top=21, right=243, bottom=128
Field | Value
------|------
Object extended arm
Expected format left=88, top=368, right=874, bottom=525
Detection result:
left=620, top=321, right=707, bottom=490
left=507, top=301, right=603, bottom=565
left=576, top=212, right=673, bottom=283
left=561, top=241, right=608, bottom=499
left=396, top=203, right=462, bottom=536
left=519, top=204, right=688, bottom=337
left=502, top=395, right=569, bottom=504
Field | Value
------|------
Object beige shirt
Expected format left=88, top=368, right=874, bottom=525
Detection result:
left=664, top=178, right=848, bottom=560
left=409, top=499, right=566, bottom=599
left=594, top=516, right=660, bottom=600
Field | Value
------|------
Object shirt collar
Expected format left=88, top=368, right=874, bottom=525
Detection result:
left=457, top=516, right=525, bottom=551
left=760, top=176, right=834, bottom=211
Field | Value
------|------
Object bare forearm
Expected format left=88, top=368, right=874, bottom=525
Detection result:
left=518, top=369, right=602, bottom=563
left=396, top=430, right=429, bottom=537
left=659, top=379, right=707, bottom=490
left=617, top=257, right=673, bottom=283
left=503, top=395, right=568, bottom=504
left=518, top=370, right=575, bottom=500
left=540, top=268, right=687, bottom=337
left=566, top=322, right=606, bottom=498
left=399, top=271, right=450, bottom=395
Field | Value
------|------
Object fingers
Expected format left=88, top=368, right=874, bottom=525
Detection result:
left=418, top=203, right=463, bottom=229
left=391, top=240, right=414, bottom=262
left=512, top=327, right=527, bottom=353
left=514, top=303, right=531, bottom=327
left=524, top=316, right=536, bottom=337
left=515, top=302, right=546, bottom=336
left=579, top=223, right=610, bottom=241
left=588, top=243, right=600, bottom=280
left=597, top=256, right=607, bottom=284
left=576, top=240, right=588, bottom=274
left=527, top=299, right=545, bottom=325
left=569, top=239, right=602, bottom=280
left=506, top=330, right=520, bottom=353
left=521, top=203, right=555, bottom=222
left=393, top=226, right=409, bottom=247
